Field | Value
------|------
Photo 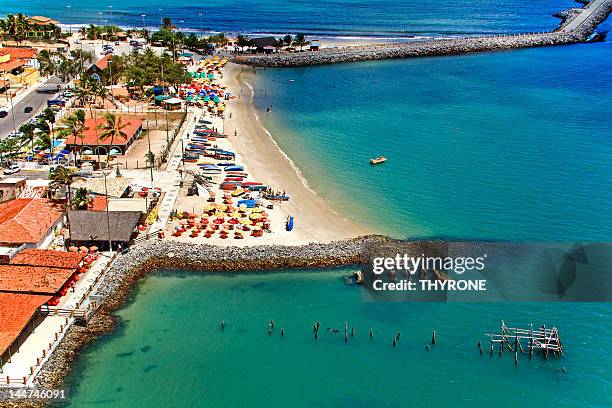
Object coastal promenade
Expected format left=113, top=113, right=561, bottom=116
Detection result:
left=234, top=0, right=612, bottom=67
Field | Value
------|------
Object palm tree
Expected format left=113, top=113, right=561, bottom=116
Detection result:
left=18, top=122, right=36, bottom=161
left=293, top=33, right=309, bottom=51
left=41, top=107, right=57, bottom=162
left=58, top=109, right=87, bottom=160
left=71, top=187, right=91, bottom=210
left=49, top=165, right=76, bottom=207
left=97, top=113, right=128, bottom=163
left=283, top=34, right=292, bottom=47
left=13, top=14, right=29, bottom=45
left=0, top=138, right=21, bottom=163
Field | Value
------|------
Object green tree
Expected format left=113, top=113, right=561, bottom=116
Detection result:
left=58, top=109, right=87, bottom=160
left=97, top=112, right=128, bottom=162
left=18, top=122, right=36, bottom=161
left=71, top=187, right=91, bottom=210
left=293, top=33, right=309, bottom=51
left=49, top=165, right=76, bottom=207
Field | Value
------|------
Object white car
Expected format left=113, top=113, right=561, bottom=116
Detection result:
left=3, top=165, right=21, bottom=175
left=6, top=131, right=23, bottom=139
left=62, top=91, right=74, bottom=98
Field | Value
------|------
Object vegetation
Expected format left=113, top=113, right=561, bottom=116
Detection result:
left=49, top=165, right=76, bottom=207
left=80, top=24, right=123, bottom=41
left=0, top=13, right=61, bottom=45
left=37, top=49, right=93, bottom=80
left=57, top=109, right=87, bottom=159
left=97, top=113, right=128, bottom=162
left=71, top=187, right=91, bottom=210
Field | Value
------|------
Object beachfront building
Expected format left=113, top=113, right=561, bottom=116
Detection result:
left=0, top=198, right=65, bottom=249
left=0, top=249, right=85, bottom=366
left=0, top=177, right=27, bottom=203
left=25, top=16, right=60, bottom=39
left=67, top=210, right=143, bottom=251
left=0, top=47, right=40, bottom=87
left=86, top=55, right=112, bottom=79
left=64, top=117, right=144, bottom=157
left=252, top=37, right=278, bottom=53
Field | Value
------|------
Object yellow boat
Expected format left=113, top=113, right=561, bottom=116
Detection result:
left=370, top=156, right=387, bottom=165
left=231, top=189, right=246, bottom=197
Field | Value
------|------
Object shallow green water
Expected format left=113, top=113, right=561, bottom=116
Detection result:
left=64, top=269, right=612, bottom=407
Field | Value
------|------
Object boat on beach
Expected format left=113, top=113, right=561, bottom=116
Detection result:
left=370, top=156, right=387, bottom=165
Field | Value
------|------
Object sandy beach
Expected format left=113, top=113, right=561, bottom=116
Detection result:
left=222, top=63, right=371, bottom=243
left=167, top=62, right=370, bottom=246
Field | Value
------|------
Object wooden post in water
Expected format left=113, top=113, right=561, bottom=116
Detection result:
left=281, top=328, right=284, bottom=337
left=431, top=330, right=436, bottom=345
left=221, top=321, right=225, bottom=330
left=369, top=328, right=373, bottom=338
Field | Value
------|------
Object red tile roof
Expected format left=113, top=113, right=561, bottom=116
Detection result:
left=90, top=196, right=108, bottom=211
left=10, top=249, right=84, bottom=269
left=0, top=199, right=64, bottom=246
left=0, top=47, right=37, bottom=59
left=0, top=293, right=51, bottom=356
left=93, top=55, right=111, bottom=71
left=27, top=16, right=59, bottom=25
left=0, top=59, right=27, bottom=71
left=0, top=265, right=75, bottom=295
left=65, top=117, right=144, bottom=147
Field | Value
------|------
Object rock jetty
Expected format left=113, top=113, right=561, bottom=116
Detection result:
left=233, top=0, right=612, bottom=67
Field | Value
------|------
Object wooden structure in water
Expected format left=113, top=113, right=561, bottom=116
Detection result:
left=485, top=320, right=563, bottom=364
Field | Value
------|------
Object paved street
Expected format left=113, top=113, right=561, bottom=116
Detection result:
left=0, top=76, right=65, bottom=138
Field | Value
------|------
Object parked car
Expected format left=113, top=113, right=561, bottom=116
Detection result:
left=0, top=109, right=7, bottom=118
left=62, top=91, right=74, bottom=98
left=24, top=106, right=33, bottom=113
left=3, top=164, right=21, bottom=175
left=6, top=131, right=23, bottom=139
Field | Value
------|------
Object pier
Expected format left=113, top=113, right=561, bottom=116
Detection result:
left=234, top=0, right=612, bottom=67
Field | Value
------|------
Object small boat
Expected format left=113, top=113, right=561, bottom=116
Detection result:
left=224, top=165, right=244, bottom=172
left=231, top=189, right=246, bottom=197
left=370, top=156, right=387, bottom=165
left=217, top=162, right=236, bottom=167
left=241, top=182, right=262, bottom=186
left=247, top=185, right=268, bottom=192
left=264, top=194, right=290, bottom=201
left=286, top=216, right=294, bottom=231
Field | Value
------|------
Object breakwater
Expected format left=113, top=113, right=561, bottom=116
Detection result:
left=233, top=0, right=612, bottom=67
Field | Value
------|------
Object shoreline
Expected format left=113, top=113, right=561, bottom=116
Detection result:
left=219, top=63, right=373, bottom=243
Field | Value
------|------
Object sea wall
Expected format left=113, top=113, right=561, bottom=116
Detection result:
left=233, top=0, right=612, bottom=67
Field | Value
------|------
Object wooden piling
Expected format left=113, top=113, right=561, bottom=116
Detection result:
left=369, top=328, right=373, bottom=338
left=281, top=328, right=284, bottom=337
left=431, top=330, right=436, bottom=345
left=221, top=321, right=225, bottom=330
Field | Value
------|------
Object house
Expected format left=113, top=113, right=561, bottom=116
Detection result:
left=64, top=116, right=144, bottom=156
left=0, top=249, right=85, bottom=364
left=309, top=40, right=321, bottom=51
left=25, top=16, right=60, bottom=39
left=0, top=47, right=40, bottom=86
left=68, top=210, right=143, bottom=251
left=86, top=54, right=112, bottom=78
left=0, top=177, right=27, bottom=203
left=251, top=37, right=278, bottom=53
left=0, top=199, right=65, bottom=248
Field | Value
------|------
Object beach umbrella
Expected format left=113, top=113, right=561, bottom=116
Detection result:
left=89, top=246, right=98, bottom=252
left=228, top=218, right=239, bottom=225
left=79, top=246, right=89, bottom=253
left=68, top=246, right=79, bottom=252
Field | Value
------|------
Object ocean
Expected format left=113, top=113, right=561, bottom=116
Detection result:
left=250, top=30, right=612, bottom=240
left=3, top=0, right=581, bottom=38
left=21, top=0, right=611, bottom=406
left=63, top=270, right=612, bottom=407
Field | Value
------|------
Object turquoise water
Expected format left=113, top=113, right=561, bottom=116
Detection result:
left=65, top=270, right=612, bottom=407
left=4, top=0, right=574, bottom=38
left=252, top=36, right=612, bottom=240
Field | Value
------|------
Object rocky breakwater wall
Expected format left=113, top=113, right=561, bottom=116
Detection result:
left=236, top=32, right=579, bottom=67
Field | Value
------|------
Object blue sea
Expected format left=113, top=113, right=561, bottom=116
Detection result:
left=2, top=0, right=584, bottom=38
left=10, top=1, right=608, bottom=406
left=64, top=270, right=612, bottom=408
left=251, top=27, right=612, bottom=240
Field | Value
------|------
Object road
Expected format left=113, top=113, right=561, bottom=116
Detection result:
left=560, top=0, right=610, bottom=33
left=0, top=76, right=65, bottom=138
